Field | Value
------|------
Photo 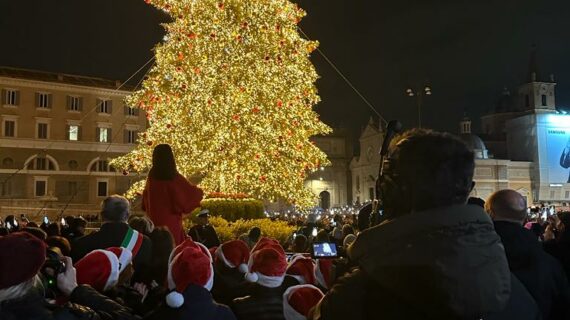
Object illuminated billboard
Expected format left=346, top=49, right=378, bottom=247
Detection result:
left=545, top=115, right=570, bottom=184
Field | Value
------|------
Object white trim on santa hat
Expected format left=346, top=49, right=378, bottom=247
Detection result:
left=283, top=284, right=324, bottom=320
left=92, top=249, right=120, bottom=292
left=215, top=244, right=249, bottom=273
left=315, top=260, right=329, bottom=289
left=245, top=271, right=285, bottom=288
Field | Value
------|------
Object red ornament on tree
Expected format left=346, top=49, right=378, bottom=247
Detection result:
left=218, top=2, right=224, bottom=9
left=252, top=106, right=260, bottom=113
left=167, top=123, right=172, bottom=129
left=178, top=52, right=184, bottom=60
left=277, top=100, right=283, bottom=107
left=232, top=114, right=240, bottom=121
left=260, top=176, right=267, bottom=182
left=187, top=32, right=197, bottom=39
left=147, top=141, right=153, bottom=146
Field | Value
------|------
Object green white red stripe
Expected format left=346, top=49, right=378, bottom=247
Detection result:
left=121, top=227, right=143, bottom=257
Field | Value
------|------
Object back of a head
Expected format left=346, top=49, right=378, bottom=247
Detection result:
left=357, top=203, right=372, bottom=232
left=293, top=234, right=308, bottom=253
left=316, top=229, right=330, bottom=243
left=71, top=216, right=87, bottom=230
left=101, top=195, right=130, bottom=223
left=383, top=129, right=475, bottom=217
left=149, top=144, right=178, bottom=180
left=22, top=227, right=47, bottom=241
left=149, top=226, right=175, bottom=283
left=46, top=223, right=60, bottom=237
left=486, top=189, right=527, bottom=223
left=249, top=227, right=261, bottom=241
left=558, top=211, right=570, bottom=230
left=46, top=236, right=72, bottom=256
left=129, top=216, right=154, bottom=235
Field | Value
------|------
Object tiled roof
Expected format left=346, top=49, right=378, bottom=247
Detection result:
left=0, top=66, right=135, bottom=91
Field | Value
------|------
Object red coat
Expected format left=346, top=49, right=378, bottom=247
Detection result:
left=142, top=174, right=204, bottom=245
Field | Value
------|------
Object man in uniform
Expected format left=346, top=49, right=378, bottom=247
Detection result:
left=188, top=209, right=221, bottom=249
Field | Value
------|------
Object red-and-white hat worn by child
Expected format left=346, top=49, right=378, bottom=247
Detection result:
left=75, top=249, right=120, bottom=292
left=215, top=240, right=250, bottom=273
left=283, top=284, right=325, bottom=320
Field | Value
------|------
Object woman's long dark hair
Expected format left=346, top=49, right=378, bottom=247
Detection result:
left=149, top=144, right=178, bottom=180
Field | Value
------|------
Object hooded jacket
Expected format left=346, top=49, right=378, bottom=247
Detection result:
left=312, top=204, right=541, bottom=320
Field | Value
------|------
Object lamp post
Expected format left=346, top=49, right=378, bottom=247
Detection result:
left=406, top=85, right=432, bottom=128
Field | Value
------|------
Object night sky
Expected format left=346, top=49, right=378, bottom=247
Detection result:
left=1, top=0, right=570, bottom=137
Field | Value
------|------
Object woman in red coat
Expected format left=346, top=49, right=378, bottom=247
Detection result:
left=143, top=144, right=204, bottom=245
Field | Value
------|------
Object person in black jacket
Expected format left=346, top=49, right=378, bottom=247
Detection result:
left=232, top=239, right=289, bottom=320
left=311, top=129, right=541, bottom=320
left=188, top=210, right=221, bottom=249
left=0, top=232, right=135, bottom=320
left=144, top=240, right=235, bottom=320
left=487, top=189, right=570, bottom=320
left=71, top=195, right=152, bottom=283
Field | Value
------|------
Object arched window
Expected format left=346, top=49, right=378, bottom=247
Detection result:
left=27, top=157, right=56, bottom=170
left=90, top=160, right=115, bottom=172
left=525, top=95, right=530, bottom=108
left=541, top=94, right=547, bottom=106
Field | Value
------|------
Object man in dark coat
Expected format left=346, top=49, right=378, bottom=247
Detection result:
left=188, top=210, right=220, bottom=249
left=311, top=129, right=541, bottom=320
left=71, top=195, right=152, bottom=283
left=144, top=284, right=235, bottom=320
left=487, top=189, right=570, bottom=320
left=231, top=243, right=288, bottom=320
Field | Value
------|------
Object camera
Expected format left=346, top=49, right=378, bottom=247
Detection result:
left=41, top=247, right=66, bottom=295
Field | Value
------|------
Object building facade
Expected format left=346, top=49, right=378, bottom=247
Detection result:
left=305, top=129, right=353, bottom=209
left=0, top=67, right=145, bottom=219
left=349, top=118, right=383, bottom=204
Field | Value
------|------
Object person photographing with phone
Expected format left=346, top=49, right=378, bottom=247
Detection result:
left=0, top=232, right=135, bottom=319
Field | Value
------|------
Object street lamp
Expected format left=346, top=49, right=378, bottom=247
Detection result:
left=406, top=85, right=432, bottom=128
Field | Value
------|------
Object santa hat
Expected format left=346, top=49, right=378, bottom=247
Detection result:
left=0, top=232, right=46, bottom=289
left=251, top=237, right=284, bottom=254
left=315, top=259, right=333, bottom=289
left=286, top=256, right=316, bottom=285
left=283, top=284, right=324, bottom=320
left=169, top=238, right=213, bottom=264
left=215, top=240, right=250, bottom=273
left=244, top=247, right=287, bottom=288
left=106, top=247, right=133, bottom=273
left=75, top=249, right=120, bottom=292
left=166, top=242, right=214, bottom=308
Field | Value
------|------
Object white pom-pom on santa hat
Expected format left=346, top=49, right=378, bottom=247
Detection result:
left=165, top=291, right=184, bottom=308
left=215, top=240, right=250, bottom=273
left=166, top=242, right=214, bottom=308
left=283, top=284, right=324, bottom=320
left=244, top=245, right=287, bottom=288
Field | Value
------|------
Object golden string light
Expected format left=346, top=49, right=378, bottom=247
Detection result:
left=111, top=0, right=331, bottom=208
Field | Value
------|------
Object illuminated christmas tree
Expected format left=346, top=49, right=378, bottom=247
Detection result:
left=111, top=0, right=331, bottom=208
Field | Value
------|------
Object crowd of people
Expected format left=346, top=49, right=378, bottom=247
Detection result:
left=2, top=130, right=570, bottom=319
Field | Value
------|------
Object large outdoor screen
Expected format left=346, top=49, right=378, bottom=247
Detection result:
left=545, top=115, right=570, bottom=184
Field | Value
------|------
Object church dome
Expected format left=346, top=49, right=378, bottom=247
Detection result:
left=459, top=134, right=489, bottom=159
